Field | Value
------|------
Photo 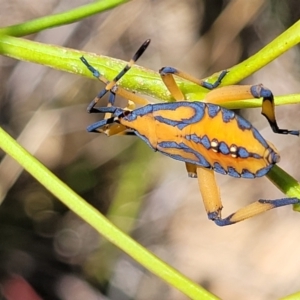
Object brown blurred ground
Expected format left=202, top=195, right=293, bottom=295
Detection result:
left=0, top=1, right=300, bottom=299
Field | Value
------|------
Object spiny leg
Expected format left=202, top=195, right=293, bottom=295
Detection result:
left=196, top=167, right=300, bottom=226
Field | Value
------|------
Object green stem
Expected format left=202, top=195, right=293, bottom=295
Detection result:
left=219, top=20, right=300, bottom=85
left=90, top=142, right=156, bottom=283
left=1, top=34, right=300, bottom=108
left=0, top=0, right=130, bottom=37
left=0, top=35, right=167, bottom=100
left=281, top=291, right=300, bottom=300
left=266, top=166, right=300, bottom=211
left=0, top=127, right=219, bottom=300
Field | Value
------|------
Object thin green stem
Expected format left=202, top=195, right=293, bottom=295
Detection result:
left=91, top=142, right=156, bottom=283
left=0, top=127, right=219, bottom=300
left=218, top=20, right=300, bottom=85
left=281, top=291, right=300, bottom=300
left=0, top=35, right=167, bottom=100
left=1, top=34, right=300, bottom=109
left=0, top=0, right=130, bottom=37
left=266, top=166, right=300, bottom=212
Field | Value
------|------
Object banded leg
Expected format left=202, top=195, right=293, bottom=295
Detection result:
left=197, top=167, right=300, bottom=226
left=81, top=40, right=151, bottom=135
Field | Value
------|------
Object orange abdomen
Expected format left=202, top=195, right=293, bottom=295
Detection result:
left=120, top=101, right=279, bottom=178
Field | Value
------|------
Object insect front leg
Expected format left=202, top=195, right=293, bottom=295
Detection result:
left=81, top=40, right=151, bottom=136
left=196, top=167, right=300, bottom=226
left=81, top=39, right=151, bottom=112
left=85, top=106, right=123, bottom=135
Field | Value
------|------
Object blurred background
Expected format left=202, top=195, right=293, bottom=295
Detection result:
left=0, top=0, right=300, bottom=299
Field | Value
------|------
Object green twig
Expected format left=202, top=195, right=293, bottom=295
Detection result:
left=0, top=128, right=219, bottom=300
left=217, top=20, right=300, bottom=85
left=0, top=0, right=130, bottom=37
left=93, top=142, right=156, bottom=283
left=1, top=34, right=300, bottom=109
left=281, top=291, right=300, bottom=300
left=267, top=166, right=300, bottom=211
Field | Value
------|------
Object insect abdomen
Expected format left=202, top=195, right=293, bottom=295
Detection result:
left=121, top=102, right=279, bottom=178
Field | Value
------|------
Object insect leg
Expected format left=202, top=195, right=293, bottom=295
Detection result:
left=196, top=167, right=300, bottom=226
left=81, top=39, right=151, bottom=112
left=185, top=163, right=198, bottom=178
left=251, top=84, right=300, bottom=136
left=159, top=67, right=228, bottom=101
left=203, top=84, right=299, bottom=136
left=159, top=68, right=227, bottom=176
left=83, top=40, right=151, bottom=136
left=86, top=106, right=130, bottom=135
left=159, top=69, right=225, bottom=175
left=87, top=116, right=117, bottom=133
left=214, top=198, right=300, bottom=226
left=196, top=167, right=223, bottom=221
left=87, top=106, right=123, bottom=115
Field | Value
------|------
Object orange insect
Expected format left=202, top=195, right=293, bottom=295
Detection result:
left=81, top=39, right=299, bottom=226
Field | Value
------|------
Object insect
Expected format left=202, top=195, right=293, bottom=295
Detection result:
left=80, top=39, right=300, bottom=226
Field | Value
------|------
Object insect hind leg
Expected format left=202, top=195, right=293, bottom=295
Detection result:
left=251, top=85, right=300, bottom=136
left=197, top=167, right=300, bottom=226
left=211, top=197, right=300, bottom=226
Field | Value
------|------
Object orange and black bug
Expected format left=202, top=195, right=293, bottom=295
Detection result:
left=80, top=39, right=299, bottom=226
